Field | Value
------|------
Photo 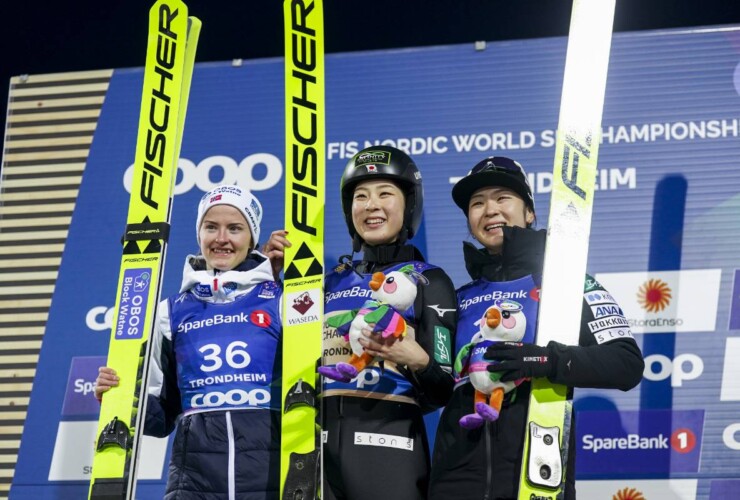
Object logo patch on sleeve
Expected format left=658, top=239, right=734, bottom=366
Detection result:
left=434, top=326, right=452, bottom=365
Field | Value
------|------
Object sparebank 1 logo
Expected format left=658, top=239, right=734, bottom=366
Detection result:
left=123, top=154, right=283, bottom=195
left=637, top=278, right=672, bottom=313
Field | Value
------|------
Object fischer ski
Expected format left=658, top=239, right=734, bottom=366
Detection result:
left=280, top=1, right=325, bottom=499
left=519, top=1, right=615, bottom=499
left=88, top=1, right=200, bottom=498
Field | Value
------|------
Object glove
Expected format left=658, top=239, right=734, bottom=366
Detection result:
left=485, top=342, right=554, bottom=381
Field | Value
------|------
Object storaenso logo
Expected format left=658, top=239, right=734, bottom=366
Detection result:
left=139, top=4, right=179, bottom=210
left=288, top=0, right=320, bottom=237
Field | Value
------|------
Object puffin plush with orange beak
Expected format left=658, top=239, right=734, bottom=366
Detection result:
left=455, top=299, right=528, bottom=429
left=318, top=264, right=426, bottom=382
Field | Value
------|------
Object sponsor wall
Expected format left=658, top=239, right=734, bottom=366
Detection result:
left=7, top=24, right=740, bottom=499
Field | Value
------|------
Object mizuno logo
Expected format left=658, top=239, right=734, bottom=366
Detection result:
left=427, top=304, right=455, bottom=317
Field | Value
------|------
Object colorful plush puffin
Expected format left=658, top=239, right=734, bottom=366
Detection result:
left=318, top=264, right=425, bottom=382
left=455, top=298, right=528, bottom=429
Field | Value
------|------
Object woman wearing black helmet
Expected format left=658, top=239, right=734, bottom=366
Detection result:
left=264, top=145, right=456, bottom=500
left=428, top=157, right=644, bottom=500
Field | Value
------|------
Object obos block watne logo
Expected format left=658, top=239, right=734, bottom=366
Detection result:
left=115, top=268, right=151, bottom=340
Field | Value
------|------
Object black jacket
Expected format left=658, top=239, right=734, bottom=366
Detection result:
left=430, top=227, right=644, bottom=500
left=321, top=243, right=458, bottom=500
left=338, top=242, right=458, bottom=410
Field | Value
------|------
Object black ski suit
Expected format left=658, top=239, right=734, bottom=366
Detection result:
left=322, top=243, right=457, bottom=500
left=429, top=227, right=644, bottom=500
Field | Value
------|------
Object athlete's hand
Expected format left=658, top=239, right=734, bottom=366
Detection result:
left=359, top=326, right=430, bottom=372
left=261, top=229, right=291, bottom=280
left=94, top=366, right=120, bottom=402
left=484, top=342, right=555, bottom=381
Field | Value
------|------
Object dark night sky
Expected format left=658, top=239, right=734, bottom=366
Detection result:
left=2, top=0, right=740, bottom=131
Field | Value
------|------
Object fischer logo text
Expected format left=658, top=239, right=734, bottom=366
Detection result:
left=138, top=3, right=179, bottom=210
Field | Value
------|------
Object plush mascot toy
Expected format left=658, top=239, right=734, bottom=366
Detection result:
left=455, top=299, right=528, bottom=429
left=318, top=264, right=426, bottom=382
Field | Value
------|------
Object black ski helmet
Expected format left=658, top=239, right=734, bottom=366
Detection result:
left=451, top=156, right=535, bottom=216
left=340, top=145, right=424, bottom=248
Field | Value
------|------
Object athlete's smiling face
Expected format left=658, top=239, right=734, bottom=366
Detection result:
left=351, top=179, right=406, bottom=246
left=198, top=205, right=252, bottom=271
left=467, top=186, right=534, bottom=255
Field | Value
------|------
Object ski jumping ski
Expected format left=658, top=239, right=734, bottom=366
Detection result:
left=88, top=1, right=200, bottom=498
left=518, top=1, right=616, bottom=499
left=280, top=0, right=326, bottom=499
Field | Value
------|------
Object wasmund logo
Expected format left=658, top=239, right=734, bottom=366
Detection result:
left=637, top=278, right=672, bottom=313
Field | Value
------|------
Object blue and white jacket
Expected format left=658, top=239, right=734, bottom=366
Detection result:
left=145, top=252, right=282, bottom=500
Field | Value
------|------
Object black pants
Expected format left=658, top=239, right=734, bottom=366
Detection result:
left=322, top=396, right=430, bottom=500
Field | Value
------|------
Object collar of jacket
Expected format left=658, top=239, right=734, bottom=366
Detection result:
left=361, top=242, right=424, bottom=265
left=463, top=226, right=547, bottom=282
left=180, top=251, right=274, bottom=302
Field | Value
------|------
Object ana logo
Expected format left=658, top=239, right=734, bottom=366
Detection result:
left=292, top=292, right=314, bottom=315
left=612, top=487, right=645, bottom=500
left=366, top=164, right=378, bottom=173
left=637, top=278, right=672, bottom=312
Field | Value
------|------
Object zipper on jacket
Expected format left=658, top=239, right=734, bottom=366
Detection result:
left=175, top=416, right=193, bottom=493
left=226, top=411, right=236, bottom=500
left=484, top=420, right=492, bottom=500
